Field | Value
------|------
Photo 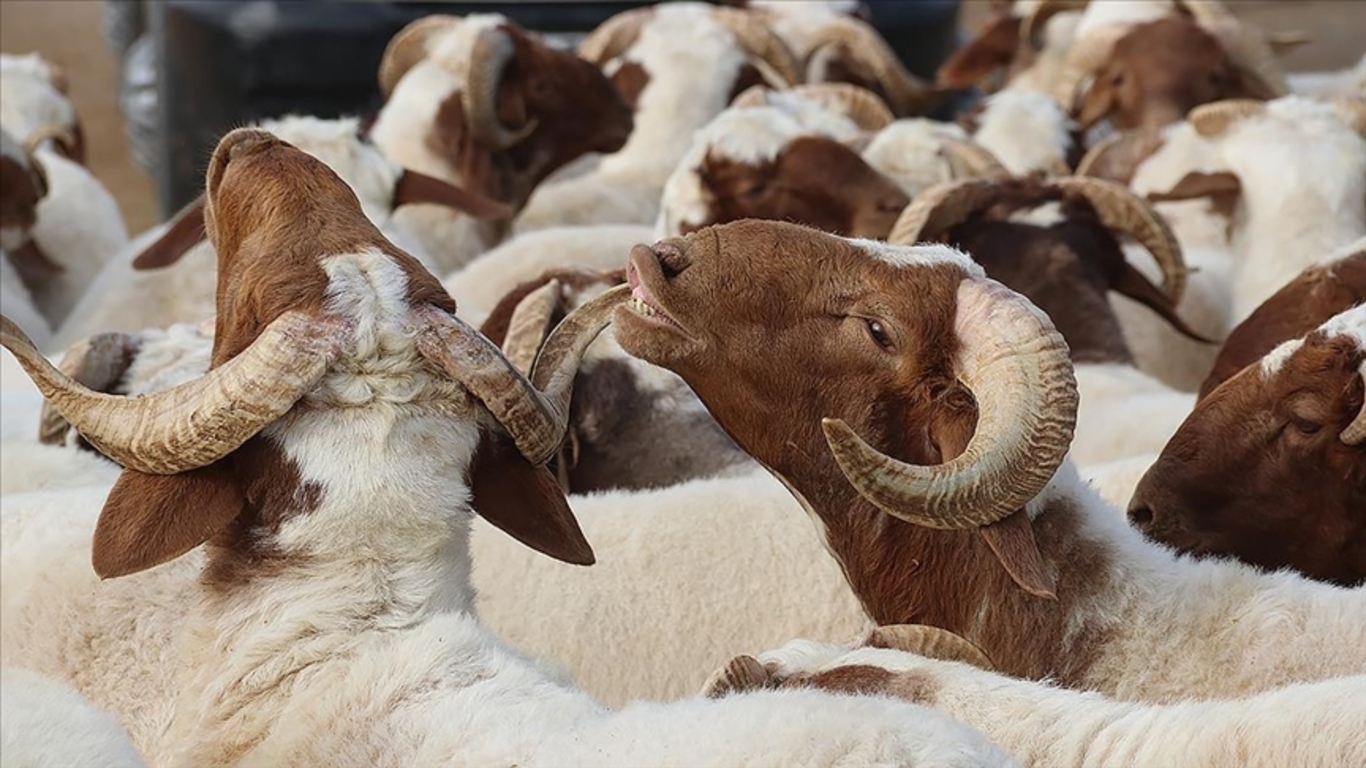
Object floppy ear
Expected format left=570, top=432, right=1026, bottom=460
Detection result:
left=1111, top=262, right=1215, bottom=343
left=131, top=195, right=207, bottom=270
left=1146, top=170, right=1242, bottom=205
left=92, top=462, right=243, bottom=579
left=935, top=16, right=1022, bottom=89
left=391, top=169, right=513, bottom=220
left=1075, top=73, right=1118, bottom=131
left=924, top=381, right=1056, bottom=599
left=470, top=431, right=594, bottom=565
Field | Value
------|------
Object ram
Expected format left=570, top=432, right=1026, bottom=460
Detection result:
left=1130, top=303, right=1366, bottom=586
left=610, top=220, right=1365, bottom=703
left=368, top=13, right=634, bottom=271
left=0, top=128, right=1012, bottom=767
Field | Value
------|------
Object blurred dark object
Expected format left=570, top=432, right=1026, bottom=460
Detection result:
left=144, top=0, right=962, bottom=218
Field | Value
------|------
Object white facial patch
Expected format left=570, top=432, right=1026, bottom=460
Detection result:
left=852, top=238, right=986, bottom=279
left=1318, top=303, right=1366, bottom=350
left=1260, top=338, right=1305, bottom=377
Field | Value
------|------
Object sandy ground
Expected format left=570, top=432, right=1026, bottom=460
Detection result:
left=1, top=1, right=1362, bottom=237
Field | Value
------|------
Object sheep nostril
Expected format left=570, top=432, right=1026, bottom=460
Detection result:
left=653, top=241, right=690, bottom=279
left=1127, top=504, right=1154, bottom=530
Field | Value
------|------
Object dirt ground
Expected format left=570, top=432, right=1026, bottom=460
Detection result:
left=2, top=1, right=1362, bottom=236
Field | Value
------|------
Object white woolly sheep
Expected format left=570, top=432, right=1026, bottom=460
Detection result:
left=0, top=128, right=1013, bottom=767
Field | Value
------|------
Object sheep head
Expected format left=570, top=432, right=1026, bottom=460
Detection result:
left=0, top=127, right=61, bottom=288
left=614, top=220, right=1080, bottom=604
left=379, top=14, right=633, bottom=207
left=1130, top=304, right=1366, bottom=586
left=1, top=127, right=625, bottom=577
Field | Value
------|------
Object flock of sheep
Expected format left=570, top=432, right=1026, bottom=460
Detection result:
left=0, top=0, right=1363, bottom=765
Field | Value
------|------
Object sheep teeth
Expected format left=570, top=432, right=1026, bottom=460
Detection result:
left=629, top=296, right=658, bottom=317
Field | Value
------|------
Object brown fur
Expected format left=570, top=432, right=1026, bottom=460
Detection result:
left=469, top=432, right=594, bottom=565
left=1133, top=331, right=1366, bottom=586
left=686, top=137, right=909, bottom=239
left=428, top=23, right=633, bottom=210
left=610, top=61, right=651, bottom=111
left=796, top=665, right=939, bottom=705
left=615, top=221, right=1120, bottom=684
left=1077, top=16, right=1278, bottom=131
left=936, top=14, right=1023, bottom=91
left=1200, top=252, right=1366, bottom=399
left=0, top=152, right=45, bottom=232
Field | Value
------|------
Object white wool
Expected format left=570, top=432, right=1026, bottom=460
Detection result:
left=0, top=257, right=53, bottom=354
left=1003, top=10, right=1082, bottom=95
left=0, top=667, right=146, bottom=768
left=27, top=147, right=130, bottom=325
left=1316, top=302, right=1366, bottom=350
left=1072, top=0, right=1171, bottom=41
left=973, top=90, right=1073, bottom=176
left=1080, top=453, right=1157, bottom=511
left=860, top=119, right=970, bottom=198
left=1071, top=362, right=1194, bottom=464
left=855, top=239, right=985, bottom=277
left=747, top=0, right=859, bottom=58
left=1286, top=54, right=1366, bottom=99
left=0, top=53, right=78, bottom=145
left=0, top=441, right=120, bottom=495
left=759, top=641, right=1366, bottom=768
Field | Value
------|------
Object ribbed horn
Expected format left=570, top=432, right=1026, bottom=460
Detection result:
left=465, top=27, right=538, bottom=150
left=822, top=277, right=1078, bottom=530
left=379, top=15, right=463, bottom=98
left=709, top=7, right=804, bottom=88
left=1344, top=363, right=1366, bottom=446
left=1075, top=128, right=1166, bottom=183
left=867, top=624, right=996, bottom=671
left=416, top=284, right=628, bottom=464
left=3, top=311, right=349, bottom=475
left=501, top=278, right=562, bottom=374
left=1051, top=176, right=1187, bottom=303
left=733, top=83, right=895, bottom=132
left=939, top=136, right=1011, bottom=180
left=578, top=7, right=654, bottom=65
left=804, top=17, right=940, bottom=116
left=37, top=331, right=140, bottom=446
left=887, top=178, right=1003, bottom=245
left=1188, top=99, right=1265, bottom=137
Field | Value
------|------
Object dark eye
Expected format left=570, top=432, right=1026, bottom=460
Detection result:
left=864, top=318, right=893, bottom=350
left=739, top=182, right=770, bottom=200
left=1290, top=416, right=1322, bottom=435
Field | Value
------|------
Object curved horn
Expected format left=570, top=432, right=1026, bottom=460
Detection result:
left=416, top=284, right=628, bottom=464
left=822, top=277, right=1079, bottom=530
left=1020, top=0, right=1090, bottom=51
left=709, top=7, right=804, bottom=88
left=1050, top=176, right=1187, bottom=303
left=887, top=178, right=1003, bottom=245
left=578, top=7, right=655, bottom=66
left=733, top=83, right=896, bottom=132
left=501, top=278, right=562, bottom=374
left=1344, top=363, right=1366, bottom=446
left=939, top=136, right=1011, bottom=180
left=379, top=15, right=463, bottom=98
left=867, top=625, right=996, bottom=671
left=1188, top=98, right=1265, bottom=137
left=804, top=17, right=939, bottom=115
left=3, top=311, right=350, bottom=475
left=38, top=331, right=141, bottom=446
left=465, top=26, right=538, bottom=150
left=1075, top=128, right=1166, bottom=183
left=22, top=124, right=79, bottom=162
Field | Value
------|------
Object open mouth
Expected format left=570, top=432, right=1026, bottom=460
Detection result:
left=625, top=247, right=688, bottom=335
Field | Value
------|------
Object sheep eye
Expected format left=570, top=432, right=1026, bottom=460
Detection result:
left=864, top=318, right=893, bottom=350
left=1290, top=417, right=1322, bottom=435
left=740, top=183, right=770, bottom=200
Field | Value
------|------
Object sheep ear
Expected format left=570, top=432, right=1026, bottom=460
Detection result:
left=391, top=169, right=513, bottom=220
left=470, top=432, right=594, bottom=566
left=1112, top=262, right=1215, bottom=343
left=93, top=463, right=243, bottom=579
left=1146, top=171, right=1242, bottom=206
left=978, top=509, right=1057, bottom=599
left=132, top=195, right=207, bottom=270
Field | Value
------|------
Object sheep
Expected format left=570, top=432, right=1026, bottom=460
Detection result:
left=510, top=3, right=802, bottom=232
left=859, top=120, right=1010, bottom=201
left=52, top=115, right=512, bottom=346
left=0, top=127, right=1015, bottom=767
left=0, top=52, right=84, bottom=163
left=726, top=637, right=1366, bottom=768
left=0, top=667, right=146, bottom=768
left=1129, top=303, right=1366, bottom=586
left=1050, top=0, right=1299, bottom=149
left=962, top=89, right=1076, bottom=178
left=611, top=219, right=1366, bottom=704
left=887, top=176, right=1204, bottom=465
left=369, top=13, right=634, bottom=271
left=1199, top=236, right=1366, bottom=399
